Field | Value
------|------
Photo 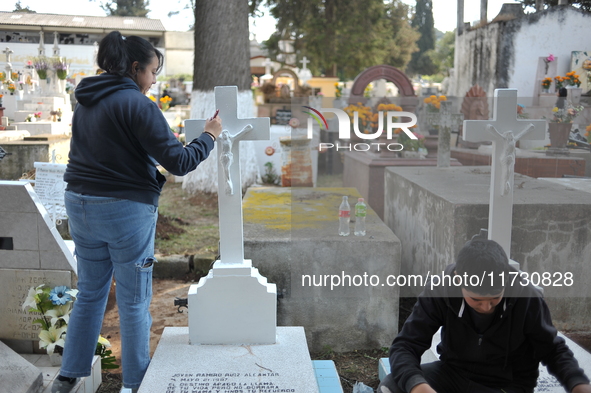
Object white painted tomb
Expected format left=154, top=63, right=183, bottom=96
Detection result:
left=140, top=86, right=320, bottom=393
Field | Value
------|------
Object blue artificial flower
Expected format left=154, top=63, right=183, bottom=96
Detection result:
left=49, top=286, right=72, bottom=305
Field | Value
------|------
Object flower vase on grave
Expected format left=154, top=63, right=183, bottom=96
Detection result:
left=548, top=122, right=571, bottom=147
left=546, top=122, right=572, bottom=155
left=566, top=86, right=583, bottom=105
left=49, top=352, right=62, bottom=366
left=39, top=79, right=48, bottom=94
left=58, top=79, right=66, bottom=94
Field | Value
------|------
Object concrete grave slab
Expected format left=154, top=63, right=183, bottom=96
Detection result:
left=0, top=339, right=42, bottom=393
left=138, top=327, right=320, bottom=393
left=383, top=166, right=591, bottom=330
left=539, top=178, right=591, bottom=194
left=243, top=187, right=401, bottom=352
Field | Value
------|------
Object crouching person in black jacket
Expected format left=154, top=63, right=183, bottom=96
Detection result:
left=378, top=239, right=591, bottom=393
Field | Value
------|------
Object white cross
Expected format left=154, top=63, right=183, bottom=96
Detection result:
left=185, top=86, right=270, bottom=265
left=462, top=89, right=546, bottom=257
left=300, top=56, right=310, bottom=71
left=3, top=47, right=13, bottom=63
left=426, top=101, right=463, bottom=167
left=262, top=58, right=273, bottom=76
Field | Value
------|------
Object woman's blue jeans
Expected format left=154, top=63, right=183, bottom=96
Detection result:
left=60, top=191, right=158, bottom=389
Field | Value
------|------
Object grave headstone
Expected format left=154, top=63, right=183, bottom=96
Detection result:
left=33, top=161, right=67, bottom=224
left=0, top=180, right=76, bottom=351
left=426, top=101, right=463, bottom=167
left=462, top=89, right=546, bottom=257
left=185, top=86, right=276, bottom=345
left=141, top=86, right=321, bottom=393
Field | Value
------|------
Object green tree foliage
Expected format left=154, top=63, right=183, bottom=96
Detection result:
left=407, top=0, right=437, bottom=76
left=13, top=1, right=36, bottom=12
left=100, top=0, right=150, bottom=17
left=518, top=0, right=591, bottom=12
left=262, top=0, right=418, bottom=79
left=432, top=30, right=455, bottom=74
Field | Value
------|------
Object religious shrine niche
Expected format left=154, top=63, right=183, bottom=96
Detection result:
left=265, top=68, right=308, bottom=103
left=348, top=65, right=417, bottom=112
left=459, top=84, right=490, bottom=149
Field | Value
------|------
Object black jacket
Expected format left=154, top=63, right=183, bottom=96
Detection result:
left=64, top=73, right=214, bottom=206
left=390, top=264, right=589, bottom=392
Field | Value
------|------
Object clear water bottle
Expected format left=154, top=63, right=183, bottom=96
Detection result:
left=354, top=198, right=367, bottom=236
left=338, top=196, right=350, bottom=236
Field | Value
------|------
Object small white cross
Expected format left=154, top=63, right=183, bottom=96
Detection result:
left=3, top=47, right=13, bottom=63
left=262, top=58, right=273, bottom=76
left=185, top=86, right=270, bottom=265
left=300, top=56, right=310, bottom=71
left=462, top=89, right=546, bottom=257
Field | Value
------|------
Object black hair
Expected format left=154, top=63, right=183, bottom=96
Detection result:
left=97, top=31, right=163, bottom=79
left=558, top=87, right=567, bottom=98
left=455, top=239, right=509, bottom=295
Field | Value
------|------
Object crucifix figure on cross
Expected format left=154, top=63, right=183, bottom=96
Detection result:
left=185, top=86, right=270, bottom=265
left=219, top=124, right=253, bottom=195
left=3, top=47, right=13, bottom=63
left=462, top=89, right=546, bottom=257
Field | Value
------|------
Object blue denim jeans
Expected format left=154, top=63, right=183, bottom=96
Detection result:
left=60, top=191, right=158, bottom=389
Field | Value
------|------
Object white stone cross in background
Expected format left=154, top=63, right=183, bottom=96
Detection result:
left=185, top=86, right=270, bottom=266
left=462, top=89, right=546, bottom=257
left=262, top=57, right=273, bottom=76
left=427, top=101, right=463, bottom=168
left=300, top=56, right=310, bottom=71
left=3, top=47, right=13, bottom=63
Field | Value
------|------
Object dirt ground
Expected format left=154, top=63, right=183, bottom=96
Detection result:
left=95, top=177, right=591, bottom=393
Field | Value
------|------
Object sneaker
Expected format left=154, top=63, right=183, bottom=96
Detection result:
left=51, top=377, right=77, bottom=393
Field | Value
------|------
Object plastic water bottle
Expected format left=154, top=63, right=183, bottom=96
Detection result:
left=338, top=196, right=350, bottom=236
left=354, top=198, right=367, bottom=236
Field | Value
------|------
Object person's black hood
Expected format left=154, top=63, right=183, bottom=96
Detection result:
left=75, top=73, right=139, bottom=107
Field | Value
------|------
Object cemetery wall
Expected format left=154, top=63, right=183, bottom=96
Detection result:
left=384, top=167, right=591, bottom=330
left=163, top=31, right=193, bottom=76
left=453, top=23, right=501, bottom=99
left=453, top=7, right=591, bottom=98
left=508, top=7, right=591, bottom=99
left=0, top=138, right=70, bottom=180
